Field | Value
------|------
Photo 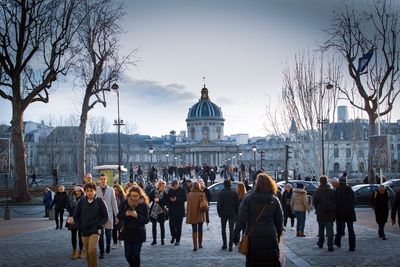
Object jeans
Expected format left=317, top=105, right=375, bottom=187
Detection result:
left=82, top=234, right=100, bottom=267
left=221, top=216, right=235, bottom=247
left=54, top=208, right=64, bottom=228
left=124, top=241, right=143, bottom=267
left=334, top=220, right=355, bottom=249
left=191, top=222, right=203, bottom=233
left=71, top=229, right=83, bottom=250
left=294, top=211, right=306, bottom=232
left=99, top=228, right=112, bottom=255
left=318, top=221, right=334, bottom=249
left=169, top=216, right=183, bottom=242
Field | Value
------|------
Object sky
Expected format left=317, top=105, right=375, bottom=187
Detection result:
left=1, top=0, right=399, bottom=137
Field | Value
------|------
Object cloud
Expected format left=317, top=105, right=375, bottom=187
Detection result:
left=215, top=96, right=235, bottom=106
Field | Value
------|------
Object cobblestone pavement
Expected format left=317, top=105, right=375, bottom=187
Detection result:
left=0, top=205, right=399, bottom=267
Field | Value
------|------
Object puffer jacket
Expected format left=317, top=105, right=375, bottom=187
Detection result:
left=290, top=189, right=310, bottom=212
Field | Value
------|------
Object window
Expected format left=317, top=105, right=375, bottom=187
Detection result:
left=358, top=162, right=365, bottom=173
left=334, top=163, right=340, bottom=173
left=334, top=144, right=339, bottom=158
left=190, top=127, right=196, bottom=140
left=346, top=145, right=351, bottom=158
left=346, top=162, right=352, bottom=171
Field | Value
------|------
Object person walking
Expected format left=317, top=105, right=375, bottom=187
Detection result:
left=43, top=188, right=53, bottom=217
left=148, top=179, right=168, bottom=245
left=232, top=173, right=283, bottom=266
left=112, top=184, right=126, bottom=248
left=391, top=190, right=400, bottom=228
left=217, top=179, right=240, bottom=251
left=199, top=179, right=211, bottom=229
left=51, top=185, right=69, bottom=230
left=66, top=185, right=85, bottom=259
left=167, top=179, right=187, bottom=245
left=334, top=176, right=356, bottom=251
left=313, top=175, right=336, bottom=252
left=372, top=184, right=389, bottom=240
left=29, top=170, right=38, bottom=188
left=186, top=182, right=207, bottom=251
left=282, top=183, right=295, bottom=231
left=96, top=174, right=119, bottom=258
left=73, top=183, right=108, bottom=267
left=116, top=185, right=149, bottom=267
left=290, top=183, right=310, bottom=237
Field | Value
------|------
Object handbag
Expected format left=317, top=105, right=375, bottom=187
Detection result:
left=65, top=215, right=77, bottom=230
left=199, top=194, right=209, bottom=212
left=238, top=203, right=268, bottom=255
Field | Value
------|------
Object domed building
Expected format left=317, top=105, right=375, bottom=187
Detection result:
left=174, top=84, right=238, bottom=166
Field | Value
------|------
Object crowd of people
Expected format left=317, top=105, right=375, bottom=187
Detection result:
left=42, top=169, right=400, bottom=267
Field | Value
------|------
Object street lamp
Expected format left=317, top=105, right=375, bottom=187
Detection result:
left=232, top=154, right=235, bottom=166
left=317, top=118, right=329, bottom=176
left=252, top=145, right=257, bottom=170
left=112, top=83, right=124, bottom=184
left=166, top=152, right=169, bottom=164
left=149, top=146, right=154, bottom=165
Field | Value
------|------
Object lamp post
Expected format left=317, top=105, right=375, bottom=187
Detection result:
left=252, top=145, right=257, bottom=170
left=112, top=83, right=124, bottom=184
left=174, top=155, right=177, bottom=165
left=232, top=154, right=235, bottom=166
left=317, top=118, right=328, bottom=176
left=166, top=152, right=169, bottom=165
left=149, top=146, right=154, bottom=165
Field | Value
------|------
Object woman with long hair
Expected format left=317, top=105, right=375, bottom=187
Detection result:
left=148, top=179, right=168, bottom=245
left=236, top=182, right=247, bottom=203
left=66, top=185, right=85, bottom=259
left=113, top=184, right=126, bottom=248
left=233, top=173, right=283, bottom=266
left=186, top=181, right=207, bottom=251
left=116, top=186, right=149, bottom=267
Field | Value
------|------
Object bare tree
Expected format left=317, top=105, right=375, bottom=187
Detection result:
left=87, top=116, right=110, bottom=167
left=0, top=0, right=83, bottom=201
left=74, top=0, right=135, bottom=182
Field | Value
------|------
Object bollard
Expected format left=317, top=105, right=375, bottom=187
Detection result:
left=4, top=207, right=11, bottom=220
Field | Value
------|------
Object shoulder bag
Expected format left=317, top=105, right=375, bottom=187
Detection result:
left=199, top=193, right=209, bottom=212
left=238, top=203, right=268, bottom=255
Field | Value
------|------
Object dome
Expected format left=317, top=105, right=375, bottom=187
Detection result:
left=186, top=86, right=224, bottom=121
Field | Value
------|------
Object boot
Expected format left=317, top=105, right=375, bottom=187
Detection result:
left=296, top=231, right=301, bottom=237
left=198, top=232, right=203, bottom=249
left=192, top=233, right=198, bottom=251
left=300, top=231, right=306, bottom=237
left=69, top=249, right=76, bottom=259
left=76, top=250, right=83, bottom=259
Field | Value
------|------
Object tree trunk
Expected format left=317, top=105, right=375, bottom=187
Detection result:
left=11, top=103, right=30, bottom=202
left=77, top=112, right=88, bottom=184
left=368, top=112, right=377, bottom=184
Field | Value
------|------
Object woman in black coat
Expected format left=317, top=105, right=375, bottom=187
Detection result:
left=148, top=180, right=168, bottom=245
left=372, top=185, right=389, bottom=240
left=116, top=185, right=149, bottom=267
left=281, top=183, right=295, bottom=231
left=51, top=185, right=69, bottom=230
left=233, top=173, right=283, bottom=267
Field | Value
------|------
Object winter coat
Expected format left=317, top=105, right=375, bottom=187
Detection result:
left=117, top=200, right=149, bottom=243
left=281, top=190, right=294, bottom=217
left=43, top=191, right=53, bottom=208
left=96, top=185, right=119, bottom=229
left=290, top=189, right=310, bottom=212
left=313, top=185, right=336, bottom=222
left=373, top=190, right=389, bottom=224
left=335, top=184, right=356, bottom=222
left=50, top=191, right=68, bottom=210
left=186, top=188, right=206, bottom=224
left=233, top=192, right=283, bottom=266
left=217, top=187, right=240, bottom=218
left=167, top=187, right=187, bottom=218
left=391, top=191, right=400, bottom=226
left=73, top=196, right=108, bottom=237
left=148, top=189, right=168, bottom=223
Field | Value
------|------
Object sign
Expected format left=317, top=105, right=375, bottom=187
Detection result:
left=0, top=138, right=10, bottom=174
left=370, top=135, right=391, bottom=168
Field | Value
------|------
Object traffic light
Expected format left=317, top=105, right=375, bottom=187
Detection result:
left=285, top=144, right=292, bottom=160
left=260, top=150, right=265, bottom=170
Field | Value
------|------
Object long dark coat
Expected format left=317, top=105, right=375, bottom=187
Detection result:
left=373, top=190, right=389, bottom=224
left=167, top=186, right=187, bottom=218
left=233, top=192, right=283, bottom=267
left=117, top=201, right=149, bottom=243
left=313, top=185, right=336, bottom=222
left=281, top=190, right=295, bottom=218
left=335, top=184, right=356, bottom=222
left=217, top=187, right=239, bottom=218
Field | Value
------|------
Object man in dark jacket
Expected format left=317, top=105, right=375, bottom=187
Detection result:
left=167, top=180, right=187, bottom=245
left=217, top=179, right=240, bottom=251
left=334, top=176, right=356, bottom=251
left=313, top=175, right=336, bottom=251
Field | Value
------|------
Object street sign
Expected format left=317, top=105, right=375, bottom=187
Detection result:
left=370, top=135, right=391, bottom=168
left=0, top=138, right=10, bottom=174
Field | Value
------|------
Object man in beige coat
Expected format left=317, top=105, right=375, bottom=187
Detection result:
left=290, top=183, right=310, bottom=237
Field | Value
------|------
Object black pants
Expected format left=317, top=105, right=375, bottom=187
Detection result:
left=152, top=219, right=165, bottom=241
left=378, top=222, right=386, bottom=238
left=54, top=208, right=64, bottom=228
left=169, top=216, right=183, bottom=242
left=71, top=229, right=83, bottom=250
left=99, top=228, right=112, bottom=255
left=221, top=216, right=235, bottom=248
left=283, top=216, right=294, bottom=227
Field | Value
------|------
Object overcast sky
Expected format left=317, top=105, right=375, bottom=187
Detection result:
left=1, top=0, right=399, bottom=137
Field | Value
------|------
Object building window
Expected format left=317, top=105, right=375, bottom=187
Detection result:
left=346, top=145, right=351, bottom=158
left=216, top=127, right=221, bottom=140
left=191, top=127, right=195, bottom=140
left=358, top=162, right=365, bottom=173
left=358, top=148, right=364, bottom=158
left=334, top=162, right=340, bottom=173
left=345, top=162, right=352, bottom=171
left=334, top=144, right=339, bottom=158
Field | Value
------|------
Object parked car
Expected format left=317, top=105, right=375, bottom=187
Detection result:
left=383, top=179, right=400, bottom=193
left=277, top=180, right=318, bottom=196
left=208, top=181, right=240, bottom=202
left=352, top=184, right=394, bottom=206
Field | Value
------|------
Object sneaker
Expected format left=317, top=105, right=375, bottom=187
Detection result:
left=290, top=227, right=295, bottom=231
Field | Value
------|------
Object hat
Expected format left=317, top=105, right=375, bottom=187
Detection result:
left=339, top=176, right=347, bottom=184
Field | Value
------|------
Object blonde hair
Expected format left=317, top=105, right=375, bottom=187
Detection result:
left=58, top=185, right=65, bottom=192
left=236, top=182, right=247, bottom=200
left=113, top=184, right=126, bottom=199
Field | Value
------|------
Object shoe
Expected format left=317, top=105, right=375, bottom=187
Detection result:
left=291, top=227, right=295, bottom=231
left=328, top=248, right=334, bottom=252
left=334, top=241, right=341, bottom=248
left=151, top=240, right=157, bottom=245
left=69, top=249, right=77, bottom=259
left=76, top=250, right=83, bottom=259
left=174, top=241, right=180, bottom=246
left=193, top=248, right=197, bottom=251
left=349, top=248, right=355, bottom=251
left=161, top=240, right=165, bottom=245
left=106, top=245, right=110, bottom=254
left=317, top=243, right=323, bottom=249
left=99, top=254, right=104, bottom=259
left=170, top=238, right=175, bottom=244
left=228, top=247, right=233, bottom=252
left=382, top=236, right=387, bottom=240
left=199, top=245, right=203, bottom=249
left=221, top=245, right=227, bottom=250
left=296, top=231, right=301, bottom=237
left=55, top=227, right=59, bottom=230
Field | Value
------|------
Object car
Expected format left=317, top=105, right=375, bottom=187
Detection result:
left=207, top=181, right=240, bottom=202
left=383, top=179, right=400, bottom=193
left=277, top=180, right=318, bottom=196
left=352, top=184, right=394, bottom=206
